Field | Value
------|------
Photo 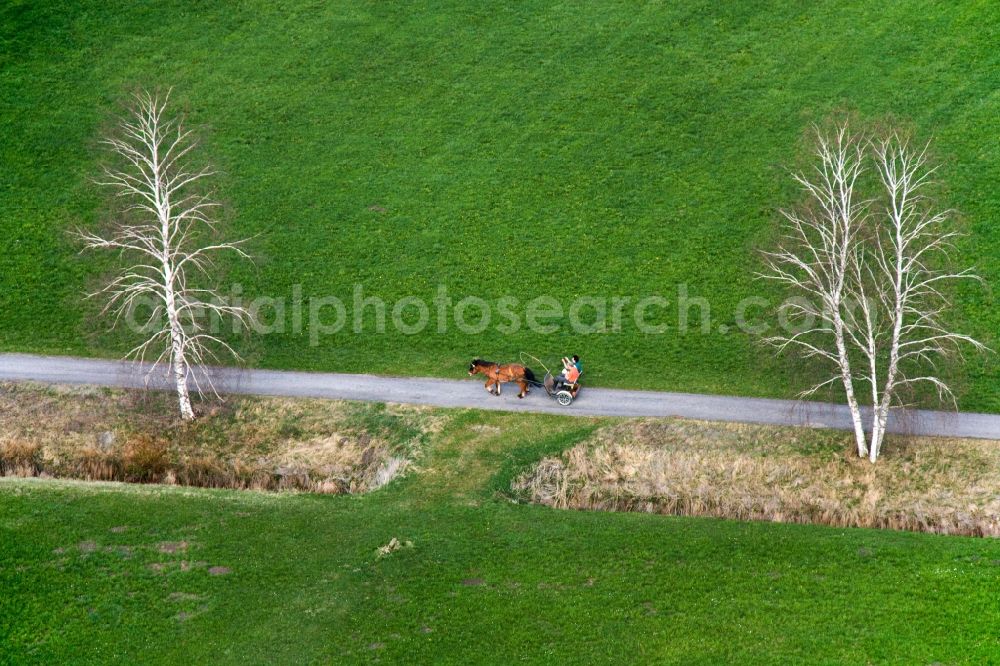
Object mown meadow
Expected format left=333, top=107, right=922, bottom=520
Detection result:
left=2, top=1, right=999, bottom=408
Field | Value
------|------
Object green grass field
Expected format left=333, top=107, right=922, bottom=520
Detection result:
left=4, top=409, right=1000, bottom=663
left=3, top=1, right=1000, bottom=408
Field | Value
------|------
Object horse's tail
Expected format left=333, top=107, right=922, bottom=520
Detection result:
left=523, top=366, right=537, bottom=383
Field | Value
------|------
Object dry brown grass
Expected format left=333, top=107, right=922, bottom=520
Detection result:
left=513, top=418, right=1000, bottom=537
left=0, top=437, right=42, bottom=476
left=0, top=382, right=442, bottom=494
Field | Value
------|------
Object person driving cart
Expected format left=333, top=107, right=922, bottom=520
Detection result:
left=553, top=355, right=581, bottom=391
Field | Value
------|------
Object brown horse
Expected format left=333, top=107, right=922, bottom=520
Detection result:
left=468, top=359, right=537, bottom=398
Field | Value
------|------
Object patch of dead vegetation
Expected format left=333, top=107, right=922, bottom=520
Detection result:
left=158, top=541, right=189, bottom=554
left=375, top=537, right=414, bottom=559
left=0, top=382, right=443, bottom=494
left=513, top=418, right=1000, bottom=537
left=148, top=560, right=209, bottom=574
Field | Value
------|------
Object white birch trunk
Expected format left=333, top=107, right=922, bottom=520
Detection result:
left=834, top=321, right=869, bottom=457
left=164, top=269, right=194, bottom=420
left=171, top=333, right=194, bottom=420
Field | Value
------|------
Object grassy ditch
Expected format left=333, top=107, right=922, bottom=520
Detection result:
left=513, top=418, right=1000, bottom=537
left=0, top=382, right=445, bottom=493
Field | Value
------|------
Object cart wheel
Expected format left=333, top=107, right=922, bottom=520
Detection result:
left=556, top=390, right=573, bottom=406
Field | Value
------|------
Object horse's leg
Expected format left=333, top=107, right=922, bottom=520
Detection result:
left=517, top=380, right=527, bottom=398
left=485, top=378, right=495, bottom=395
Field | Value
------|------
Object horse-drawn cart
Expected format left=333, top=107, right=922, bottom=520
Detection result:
left=467, top=355, right=582, bottom=406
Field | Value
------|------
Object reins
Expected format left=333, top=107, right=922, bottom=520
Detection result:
left=519, top=352, right=551, bottom=376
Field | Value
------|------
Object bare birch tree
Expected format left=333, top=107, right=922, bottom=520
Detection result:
left=860, top=134, right=987, bottom=460
left=78, top=90, right=252, bottom=420
left=761, top=126, right=872, bottom=457
left=763, top=123, right=986, bottom=461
